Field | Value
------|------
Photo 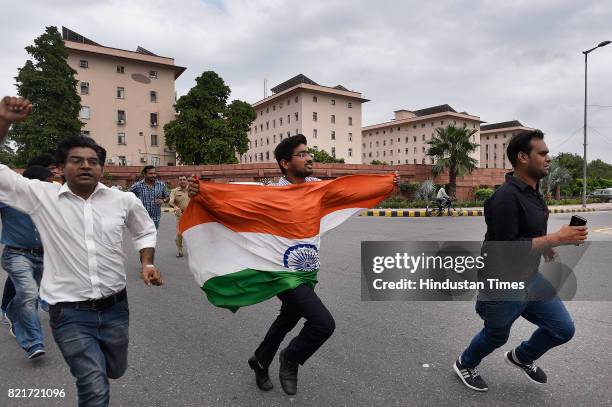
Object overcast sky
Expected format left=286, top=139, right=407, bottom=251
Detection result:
left=1, top=0, right=611, bottom=161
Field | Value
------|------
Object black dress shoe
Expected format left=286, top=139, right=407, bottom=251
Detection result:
left=248, top=355, right=273, bottom=391
left=278, top=349, right=298, bottom=395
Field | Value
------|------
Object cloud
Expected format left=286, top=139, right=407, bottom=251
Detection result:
left=1, top=0, right=611, bottom=161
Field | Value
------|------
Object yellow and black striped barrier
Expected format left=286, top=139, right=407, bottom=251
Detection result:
left=360, top=207, right=607, bottom=217
left=360, top=209, right=483, bottom=217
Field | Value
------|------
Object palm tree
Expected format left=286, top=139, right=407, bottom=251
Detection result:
left=542, top=158, right=572, bottom=200
left=426, top=124, right=479, bottom=197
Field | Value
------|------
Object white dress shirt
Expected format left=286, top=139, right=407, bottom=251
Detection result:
left=0, top=165, right=157, bottom=304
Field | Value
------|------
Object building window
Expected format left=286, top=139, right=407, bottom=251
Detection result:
left=151, top=134, right=158, bottom=146
left=266, top=107, right=269, bottom=113
left=116, top=87, right=125, bottom=99
left=273, top=134, right=276, bottom=143
left=348, top=102, right=352, bottom=108
left=116, top=65, right=125, bottom=74
left=80, top=106, right=91, bottom=120
left=80, top=60, right=88, bottom=68
left=294, top=112, right=299, bottom=121
left=331, top=115, right=335, bottom=124
left=79, top=82, right=89, bottom=95
left=266, top=137, right=269, bottom=145
left=150, top=91, right=157, bottom=103
left=117, top=132, right=126, bottom=145
left=266, top=151, right=270, bottom=160
left=313, top=112, right=318, bottom=122
left=273, top=119, right=276, bottom=128
left=150, top=113, right=158, bottom=126
left=421, top=123, right=426, bottom=128
left=149, top=70, right=158, bottom=78
left=280, top=118, right=283, bottom=126
left=255, top=140, right=258, bottom=147
left=331, top=99, right=335, bottom=106
left=331, top=131, right=336, bottom=140
left=348, top=117, right=352, bottom=126
left=118, top=156, right=127, bottom=165
left=422, top=134, right=425, bottom=141
left=422, top=146, right=425, bottom=153
left=348, top=132, right=352, bottom=142
left=117, top=110, right=125, bottom=124
left=313, top=129, right=318, bottom=139
left=152, top=156, right=160, bottom=166
left=80, top=130, right=91, bottom=137
left=295, top=96, right=298, bottom=103
left=331, top=147, right=336, bottom=157
left=266, top=121, right=269, bottom=130
left=313, top=96, right=317, bottom=103
left=273, top=105, right=276, bottom=111
left=348, top=148, right=353, bottom=157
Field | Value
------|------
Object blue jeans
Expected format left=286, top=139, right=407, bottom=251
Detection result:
left=50, top=297, right=129, bottom=407
left=2, top=247, right=44, bottom=351
left=153, top=217, right=160, bottom=229
left=461, top=275, right=575, bottom=368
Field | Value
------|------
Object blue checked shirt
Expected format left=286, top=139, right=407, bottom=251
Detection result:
left=128, top=179, right=169, bottom=222
left=271, top=176, right=321, bottom=186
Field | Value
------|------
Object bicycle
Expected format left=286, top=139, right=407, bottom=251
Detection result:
left=426, top=197, right=463, bottom=217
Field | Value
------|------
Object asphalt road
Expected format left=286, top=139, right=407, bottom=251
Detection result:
left=0, top=211, right=611, bottom=406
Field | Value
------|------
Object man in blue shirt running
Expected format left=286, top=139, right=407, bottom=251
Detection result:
left=1, top=165, right=53, bottom=359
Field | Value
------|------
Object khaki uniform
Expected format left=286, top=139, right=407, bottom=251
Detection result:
left=169, top=187, right=190, bottom=255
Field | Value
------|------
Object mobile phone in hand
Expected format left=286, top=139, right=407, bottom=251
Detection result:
left=569, top=215, right=587, bottom=226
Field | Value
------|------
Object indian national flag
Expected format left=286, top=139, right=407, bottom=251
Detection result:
left=180, top=174, right=394, bottom=312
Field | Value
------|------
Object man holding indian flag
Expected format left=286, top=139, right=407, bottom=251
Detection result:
left=184, top=135, right=398, bottom=395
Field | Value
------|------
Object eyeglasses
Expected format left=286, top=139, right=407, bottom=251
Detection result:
left=67, top=156, right=100, bottom=166
left=292, top=151, right=313, bottom=159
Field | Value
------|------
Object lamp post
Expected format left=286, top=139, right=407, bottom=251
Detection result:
left=582, top=40, right=611, bottom=208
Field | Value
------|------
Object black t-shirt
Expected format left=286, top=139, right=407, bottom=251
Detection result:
left=484, top=172, right=549, bottom=242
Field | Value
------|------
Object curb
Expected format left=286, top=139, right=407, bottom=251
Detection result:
left=360, top=207, right=608, bottom=217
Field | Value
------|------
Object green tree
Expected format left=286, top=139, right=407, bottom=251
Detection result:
left=542, top=158, right=572, bottom=200
left=307, top=147, right=344, bottom=163
left=164, top=71, right=256, bottom=164
left=9, top=26, right=82, bottom=166
left=587, top=159, right=612, bottom=179
left=426, top=124, right=479, bottom=196
left=0, top=141, right=16, bottom=167
left=555, top=152, right=584, bottom=179
left=370, top=160, right=389, bottom=165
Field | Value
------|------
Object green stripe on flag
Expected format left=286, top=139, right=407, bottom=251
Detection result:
left=202, top=269, right=319, bottom=312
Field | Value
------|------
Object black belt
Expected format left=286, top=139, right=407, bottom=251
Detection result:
left=5, top=245, right=44, bottom=255
left=50, top=289, right=127, bottom=311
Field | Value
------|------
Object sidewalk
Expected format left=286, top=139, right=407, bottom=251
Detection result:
left=361, top=202, right=612, bottom=217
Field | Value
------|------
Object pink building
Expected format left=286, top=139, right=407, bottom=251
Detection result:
left=62, top=27, right=186, bottom=166
left=362, top=105, right=482, bottom=166
left=243, top=74, right=368, bottom=164
left=480, top=120, right=535, bottom=169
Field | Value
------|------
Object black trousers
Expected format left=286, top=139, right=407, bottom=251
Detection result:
left=255, top=284, right=335, bottom=367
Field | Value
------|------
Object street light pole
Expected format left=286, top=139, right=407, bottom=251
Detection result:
left=582, top=40, right=611, bottom=208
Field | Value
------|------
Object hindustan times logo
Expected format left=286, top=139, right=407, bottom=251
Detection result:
left=372, top=252, right=486, bottom=274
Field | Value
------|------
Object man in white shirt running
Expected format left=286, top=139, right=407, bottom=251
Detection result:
left=0, top=96, right=163, bottom=407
